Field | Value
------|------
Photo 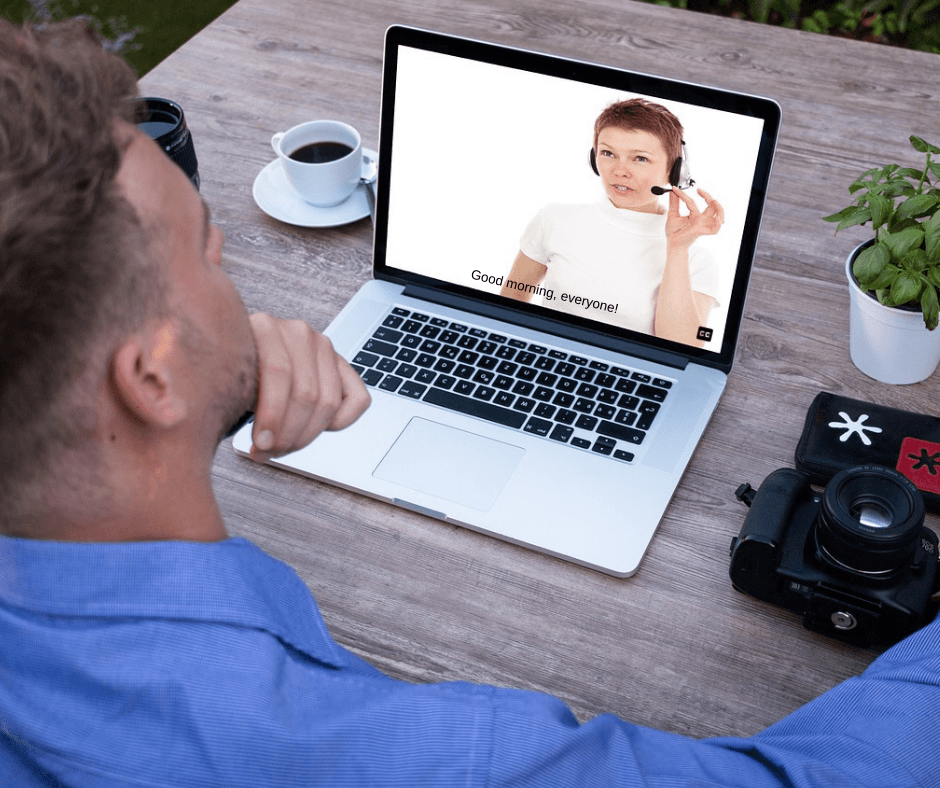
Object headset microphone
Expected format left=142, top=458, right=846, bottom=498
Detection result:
left=651, top=185, right=671, bottom=195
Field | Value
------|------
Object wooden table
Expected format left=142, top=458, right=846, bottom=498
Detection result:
left=140, top=0, right=940, bottom=739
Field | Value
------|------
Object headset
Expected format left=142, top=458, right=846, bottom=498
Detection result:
left=589, top=140, right=694, bottom=195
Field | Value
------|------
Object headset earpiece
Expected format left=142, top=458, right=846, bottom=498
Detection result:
left=671, top=140, right=694, bottom=189
left=668, top=157, right=683, bottom=187
left=589, top=148, right=599, bottom=176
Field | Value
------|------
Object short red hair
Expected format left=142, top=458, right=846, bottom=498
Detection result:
left=593, top=98, right=683, bottom=169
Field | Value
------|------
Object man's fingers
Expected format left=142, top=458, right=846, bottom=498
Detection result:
left=329, top=357, right=371, bottom=431
left=248, top=313, right=293, bottom=455
left=248, top=313, right=370, bottom=462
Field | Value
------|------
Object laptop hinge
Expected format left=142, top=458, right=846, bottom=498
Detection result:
left=401, top=284, right=690, bottom=371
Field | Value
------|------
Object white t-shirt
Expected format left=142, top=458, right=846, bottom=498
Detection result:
left=518, top=199, right=720, bottom=334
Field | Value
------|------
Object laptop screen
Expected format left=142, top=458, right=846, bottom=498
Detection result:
left=375, top=27, right=780, bottom=370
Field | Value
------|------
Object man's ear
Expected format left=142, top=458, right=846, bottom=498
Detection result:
left=110, top=321, right=189, bottom=428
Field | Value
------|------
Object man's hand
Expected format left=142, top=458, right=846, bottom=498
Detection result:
left=248, top=313, right=370, bottom=463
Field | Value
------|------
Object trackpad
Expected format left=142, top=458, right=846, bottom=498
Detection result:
left=373, top=418, right=525, bottom=511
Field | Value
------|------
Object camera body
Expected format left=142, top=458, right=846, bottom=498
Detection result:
left=730, top=465, right=939, bottom=646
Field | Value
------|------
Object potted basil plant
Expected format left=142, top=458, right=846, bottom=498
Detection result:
left=824, top=135, right=940, bottom=384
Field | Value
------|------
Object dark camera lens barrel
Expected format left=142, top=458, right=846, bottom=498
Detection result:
left=815, top=465, right=925, bottom=576
left=137, top=97, right=200, bottom=191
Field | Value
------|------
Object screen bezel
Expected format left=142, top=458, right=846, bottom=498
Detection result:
left=373, top=25, right=781, bottom=373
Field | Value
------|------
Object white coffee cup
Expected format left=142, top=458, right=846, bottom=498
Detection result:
left=271, top=120, right=366, bottom=207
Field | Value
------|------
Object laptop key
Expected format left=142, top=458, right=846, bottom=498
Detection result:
left=575, top=414, right=598, bottom=431
left=373, top=327, right=403, bottom=342
left=399, top=382, right=427, bottom=399
left=353, top=351, right=379, bottom=367
left=636, top=383, right=668, bottom=402
left=361, top=369, right=383, bottom=386
left=363, top=338, right=397, bottom=357
left=493, top=375, right=514, bottom=390
left=379, top=375, right=403, bottom=392
left=597, top=420, right=645, bottom=444
left=424, top=388, right=526, bottom=428
left=494, top=391, right=515, bottom=407
left=535, top=403, right=556, bottom=419
left=549, top=424, right=573, bottom=442
left=592, top=437, right=616, bottom=455
left=637, top=401, right=661, bottom=430
left=524, top=417, right=553, bottom=436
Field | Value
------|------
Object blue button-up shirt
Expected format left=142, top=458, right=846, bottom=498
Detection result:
left=1, top=535, right=939, bottom=787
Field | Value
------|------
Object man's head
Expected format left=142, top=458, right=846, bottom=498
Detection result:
left=0, top=18, right=256, bottom=538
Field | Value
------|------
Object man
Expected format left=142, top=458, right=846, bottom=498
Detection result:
left=2, top=16, right=940, bottom=788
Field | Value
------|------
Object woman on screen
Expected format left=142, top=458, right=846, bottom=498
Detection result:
left=500, top=98, right=725, bottom=347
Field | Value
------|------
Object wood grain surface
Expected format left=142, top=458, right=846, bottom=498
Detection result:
left=140, top=0, right=940, bottom=739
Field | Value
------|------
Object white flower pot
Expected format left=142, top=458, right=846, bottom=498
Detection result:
left=847, top=242, right=940, bottom=384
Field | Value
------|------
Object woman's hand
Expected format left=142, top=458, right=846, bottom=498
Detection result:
left=247, top=313, right=371, bottom=463
left=665, top=188, right=724, bottom=250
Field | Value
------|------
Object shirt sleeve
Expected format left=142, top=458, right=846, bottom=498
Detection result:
left=518, top=207, right=551, bottom=266
left=688, top=242, right=721, bottom=306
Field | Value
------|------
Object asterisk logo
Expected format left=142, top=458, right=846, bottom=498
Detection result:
left=828, top=411, right=883, bottom=446
left=909, top=449, right=940, bottom=475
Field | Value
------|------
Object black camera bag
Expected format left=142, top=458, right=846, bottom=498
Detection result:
left=795, top=392, right=940, bottom=513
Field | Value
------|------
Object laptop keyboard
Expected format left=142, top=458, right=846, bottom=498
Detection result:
left=350, top=307, right=674, bottom=463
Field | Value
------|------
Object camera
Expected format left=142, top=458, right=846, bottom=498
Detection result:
left=730, top=465, right=939, bottom=646
left=137, top=97, right=200, bottom=190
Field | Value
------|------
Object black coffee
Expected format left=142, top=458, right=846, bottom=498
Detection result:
left=289, top=141, right=353, bottom=163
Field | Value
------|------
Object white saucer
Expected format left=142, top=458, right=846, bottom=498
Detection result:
left=252, top=148, right=377, bottom=228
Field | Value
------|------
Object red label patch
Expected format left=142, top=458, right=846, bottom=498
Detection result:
left=897, top=437, right=940, bottom=495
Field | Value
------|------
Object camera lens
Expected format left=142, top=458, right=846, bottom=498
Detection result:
left=814, top=465, right=925, bottom=576
left=137, top=97, right=200, bottom=190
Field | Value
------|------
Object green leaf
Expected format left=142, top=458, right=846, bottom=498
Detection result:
left=837, top=207, right=872, bottom=231
left=903, top=248, right=928, bottom=271
left=883, top=225, right=926, bottom=257
left=922, top=286, right=939, bottom=330
left=871, top=263, right=901, bottom=291
left=911, top=136, right=940, bottom=155
left=898, top=167, right=925, bottom=180
left=925, top=212, right=940, bottom=259
left=925, top=267, right=940, bottom=291
left=889, top=271, right=922, bottom=305
left=882, top=180, right=914, bottom=199
left=802, top=16, right=825, bottom=32
left=897, top=193, right=939, bottom=220
left=853, top=242, right=890, bottom=284
left=822, top=205, right=860, bottom=223
left=867, top=193, right=893, bottom=228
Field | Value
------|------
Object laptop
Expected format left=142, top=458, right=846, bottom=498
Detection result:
left=234, top=25, right=781, bottom=577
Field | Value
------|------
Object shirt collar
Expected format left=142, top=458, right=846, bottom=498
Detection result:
left=0, top=535, right=348, bottom=669
left=594, top=197, right=667, bottom=236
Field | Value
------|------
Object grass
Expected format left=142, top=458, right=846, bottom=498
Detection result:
left=0, top=0, right=240, bottom=75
